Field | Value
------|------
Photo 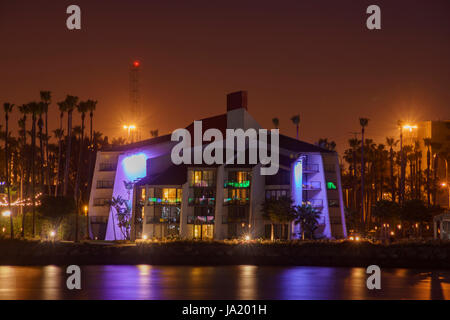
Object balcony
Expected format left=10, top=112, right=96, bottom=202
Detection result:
left=96, top=180, right=114, bottom=189
left=224, top=197, right=249, bottom=206
left=303, top=164, right=319, bottom=173
left=224, top=180, right=250, bottom=188
left=148, top=197, right=182, bottom=206
left=99, top=163, right=117, bottom=172
left=303, top=181, right=321, bottom=191
left=187, top=216, right=215, bottom=225
left=303, top=199, right=323, bottom=209
left=146, top=216, right=180, bottom=224
left=188, top=197, right=215, bottom=206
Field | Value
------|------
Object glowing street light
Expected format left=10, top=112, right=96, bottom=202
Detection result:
left=2, top=210, right=11, bottom=217
left=123, top=124, right=137, bottom=143
left=143, top=234, right=148, bottom=240
left=83, top=205, right=88, bottom=216
left=50, top=231, right=56, bottom=238
left=403, top=124, right=418, bottom=132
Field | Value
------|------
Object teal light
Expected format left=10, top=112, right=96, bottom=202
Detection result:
left=327, top=182, right=337, bottom=190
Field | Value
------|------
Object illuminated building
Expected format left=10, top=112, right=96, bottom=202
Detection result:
left=88, top=91, right=347, bottom=240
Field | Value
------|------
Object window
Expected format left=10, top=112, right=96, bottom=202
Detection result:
left=224, top=188, right=249, bottom=205
left=148, top=188, right=182, bottom=205
left=93, top=198, right=110, bottom=206
left=97, top=180, right=114, bottom=189
left=225, top=171, right=251, bottom=188
left=99, top=163, right=117, bottom=171
left=265, top=189, right=288, bottom=200
left=190, top=170, right=216, bottom=187
left=328, top=199, right=340, bottom=208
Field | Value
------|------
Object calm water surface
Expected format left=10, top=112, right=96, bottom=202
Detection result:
left=0, top=265, right=449, bottom=300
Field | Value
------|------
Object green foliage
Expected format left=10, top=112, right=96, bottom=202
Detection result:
left=261, top=196, right=296, bottom=224
left=295, top=205, right=321, bottom=239
left=38, top=196, right=76, bottom=231
left=372, top=200, right=401, bottom=224
left=401, top=199, right=432, bottom=223
left=109, top=195, right=132, bottom=240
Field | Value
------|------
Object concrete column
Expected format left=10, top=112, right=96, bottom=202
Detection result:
left=180, top=182, right=190, bottom=239
left=214, top=166, right=225, bottom=240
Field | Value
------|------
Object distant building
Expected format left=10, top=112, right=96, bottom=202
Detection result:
left=415, top=120, right=450, bottom=208
left=88, top=91, right=347, bottom=240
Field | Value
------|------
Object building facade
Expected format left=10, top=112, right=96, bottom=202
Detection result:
left=88, top=91, right=347, bottom=240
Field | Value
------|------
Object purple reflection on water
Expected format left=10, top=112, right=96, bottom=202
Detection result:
left=1, top=265, right=450, bottom=300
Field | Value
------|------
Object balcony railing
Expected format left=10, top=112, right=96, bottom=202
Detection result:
left=97, top=180, right=114, bottom=189
left=302, top=199, right=323, bottom=208
left=303, top=164, right=319, bottom=173
left=187, top=215, right=215, bottom=224
left=224, top=180, right=251, bottom=188
left=223, top=198, right=250, bottom=206
left=188, top=198, right=215, bottom=206
left=303, top=181, right=321, bottom=190
left=99, top=163, right=117, bottom=171
left=148, top=198, right=182, bottom=206
left=146, top=216, right=180, bottom=224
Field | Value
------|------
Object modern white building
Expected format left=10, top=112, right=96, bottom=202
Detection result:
left=88, top=91, right=347, bottom=240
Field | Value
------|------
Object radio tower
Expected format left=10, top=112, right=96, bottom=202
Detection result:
left=129, top=60, right=141, bottom=141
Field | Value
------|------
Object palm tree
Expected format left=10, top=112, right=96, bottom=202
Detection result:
left=28, top=102, right=40, bottom=237
left=359, top=118, right=369, bottom=231
left=150, top=129, right=159, bottom=138
left=295, top=204, right=321, bottom=240
left=423, top=138, right=432, bottom=206
left=261, top=196, right=296, bottom=240
left=386, top=137, right=398, bottom=201
left=18, top=104, right=29, bottom=237
left=272, top=118, right=279, bottom=129
left=86, top=100, right=97, bottom=239
left=63, top=95, right=78, bottom=197
left=290, top=115, right=300, bottom=139
left=55, top=101, right=67, bottom=196
left=40, top=91, right=52, bottom=194
left=3, top=103, right=14, bottom=239
left=74, top=101, right=90, bottom=241
left=431, top=142, right=442, bottom=206
left=349, top=138, right=360, bottom=211
left=37, top=102, right=45, bottom=189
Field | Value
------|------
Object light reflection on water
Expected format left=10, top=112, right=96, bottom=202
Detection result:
left=0, top=265, right=449, bottom=300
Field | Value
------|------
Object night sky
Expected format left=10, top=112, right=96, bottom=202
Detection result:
left=1, top=0, right=449, bottom=154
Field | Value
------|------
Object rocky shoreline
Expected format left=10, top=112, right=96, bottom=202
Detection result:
left=1, top=240, right=449, bottom=269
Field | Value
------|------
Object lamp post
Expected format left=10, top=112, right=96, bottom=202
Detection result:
left=441, top=158, right=450, bottom=209
left=123, top=124, right=137, bottom=143
left=84, top=205, right=90, bottom=240
left=398, top=121, right=418, bottom=204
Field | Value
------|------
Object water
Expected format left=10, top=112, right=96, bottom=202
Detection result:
left=0, top=265, right=449, bottom=300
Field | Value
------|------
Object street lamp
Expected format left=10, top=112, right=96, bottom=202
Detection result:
left=397, top=121, right=418, bottom=203
left=2, top=210, right=11, bottom=217
left=123, top=124, right=137, bottom=143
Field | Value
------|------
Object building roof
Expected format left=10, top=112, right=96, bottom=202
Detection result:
left=135, top=164, right=187, bottom=187
left=279, top=134, right=334, bottom=154
left=102, top=134, right=172, bottom=152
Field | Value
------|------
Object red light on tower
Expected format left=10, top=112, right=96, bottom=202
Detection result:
left=133, top=60, right=140, bottom=68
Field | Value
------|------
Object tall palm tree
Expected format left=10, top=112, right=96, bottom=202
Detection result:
left=431, top=142, right=442, bottom=206
left=74, top=101, right=90, bottom=241
left=28, top=102, right=40, bottom=237
left=37, top=102, right=45, bottom=189
left=86, top=100, right=97, bottom=239
left=40, top=91, right=52, bottom=194
left=3, top=103, right=14, bottom=239
left=386, top=137, right=398, bottom=201
left=55, top=101, right=67, bottom=196
left=63, top=95, right=78, bottom=197
left=423, top=138, right=432, bottom=206
left=272, top=118, right=279, bottom=129
left=349, top=138, right=360, bottom=211
left=359, top=118, right=369, bottom=231
left=18, top=104, right=29, bottom=237
left=290, top=115, right=300, bottom=139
